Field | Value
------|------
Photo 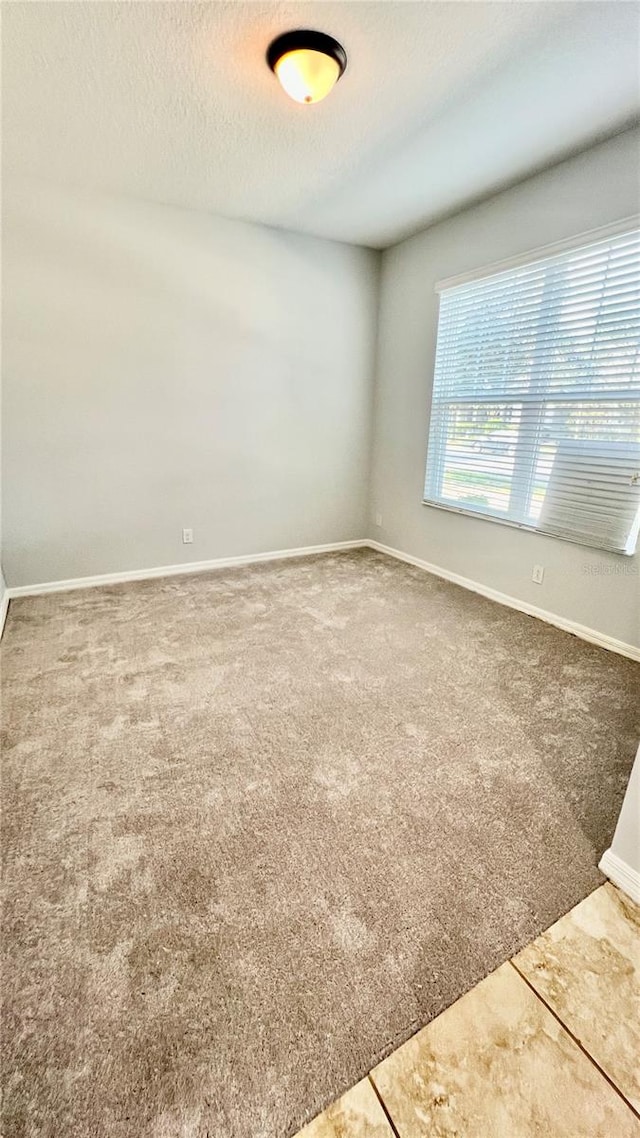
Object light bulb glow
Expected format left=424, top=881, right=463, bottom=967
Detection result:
left=274, top=48, right=341, bottom=104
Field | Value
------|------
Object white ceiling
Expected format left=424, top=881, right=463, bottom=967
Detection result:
left=3, top=1, right=639, bottom=248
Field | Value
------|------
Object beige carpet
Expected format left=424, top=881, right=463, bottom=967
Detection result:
left=2, top=549, right=638, bottom=1138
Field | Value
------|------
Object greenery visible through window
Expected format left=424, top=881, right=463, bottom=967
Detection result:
left=424, top=227, right=640, bottom=554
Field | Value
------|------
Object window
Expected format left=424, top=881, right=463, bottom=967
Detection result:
left=424, top=226, right=640, bottom=554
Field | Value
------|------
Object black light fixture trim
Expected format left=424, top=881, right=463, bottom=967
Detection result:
left=266, top=30, right=347, bottom=79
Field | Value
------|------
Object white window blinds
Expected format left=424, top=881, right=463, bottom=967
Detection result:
left=424, top=227, right=640, bottom=554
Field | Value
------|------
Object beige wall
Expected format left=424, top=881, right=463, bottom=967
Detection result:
left=369, top=128, right=640, bottom=648
left=2, top=183, right=380, bottom=586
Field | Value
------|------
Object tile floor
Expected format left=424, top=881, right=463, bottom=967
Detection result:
left=295, top=883, right=640, bottom=1137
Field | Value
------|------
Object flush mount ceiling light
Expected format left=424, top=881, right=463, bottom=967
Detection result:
left=267, top=30, right=347, bottom=105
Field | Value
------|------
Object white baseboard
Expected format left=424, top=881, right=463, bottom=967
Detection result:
left=5, top=540, right=368, bottom=599
left=0, top=589, right=9, bottom=640
left=599, top=848, right=640, bottom=905
left=367, top=540, right=640, bottom=663
left=5, top=537, right=639, bottom=663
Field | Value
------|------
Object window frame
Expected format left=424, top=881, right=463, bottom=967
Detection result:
left=421, top=216, right=640, bottom=555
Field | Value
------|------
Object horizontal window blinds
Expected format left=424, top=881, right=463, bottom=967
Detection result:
left=424, top=227, right=640, bottom=554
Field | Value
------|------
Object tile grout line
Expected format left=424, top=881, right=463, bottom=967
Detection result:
left=367, top=1073, right=402, bottom=1138
left=508, top=959, right=640, bottom=1121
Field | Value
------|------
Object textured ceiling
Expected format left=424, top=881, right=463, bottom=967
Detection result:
left=3, top=1, right=639, bottom=248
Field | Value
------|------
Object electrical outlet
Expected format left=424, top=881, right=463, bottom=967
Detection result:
left=375, top=513, right=383, bottom=527
left=182, top=528, right=193, bottom=545
left=532, top=564, right=545, bottom=584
